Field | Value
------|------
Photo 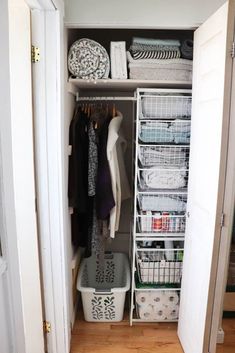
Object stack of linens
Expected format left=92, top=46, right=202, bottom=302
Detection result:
left=127, top=37, right=193, bottom=81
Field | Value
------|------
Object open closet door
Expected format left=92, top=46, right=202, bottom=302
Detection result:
left=178, top=1, right=235, bottom=353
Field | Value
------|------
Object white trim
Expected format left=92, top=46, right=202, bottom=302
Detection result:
left=64, top=22, right=198, bottom=29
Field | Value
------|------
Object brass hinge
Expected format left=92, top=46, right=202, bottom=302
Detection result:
left=31, top=45, right=40, bottom=63
left=231, top=42, right=235, bottom=59
left=43, top=321, right=51, bottom=334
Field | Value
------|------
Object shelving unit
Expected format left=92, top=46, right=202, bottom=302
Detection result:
left=130, top=88, right=192, bottom=324
left=67, top=78, right=192, bottom=94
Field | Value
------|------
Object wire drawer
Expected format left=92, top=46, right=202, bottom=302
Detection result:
left=140, top=94, right=192, bottom=119
left=136, top=246, right=183, bottom=285
left=138, top=145, right=190, bottom=168
left=138, top=168, right=188, bottom=190
left=137, top=211, right=186, bottom=233
left=139, top=120, right=191, bottom=144
left=138, top=192, right=187, bottom=212
left=135, top=289, right=180, bottom=321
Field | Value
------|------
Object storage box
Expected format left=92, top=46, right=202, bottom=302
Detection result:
left=77, top=252, right=130, bottom=322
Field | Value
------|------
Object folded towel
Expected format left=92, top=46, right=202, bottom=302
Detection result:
left=141, top=168, right=187, bottom=189
left=127, top=51, right=193, bottom=67
left=139, top=146, right=187, bottom=168
left=140, top=195, right=187, bottom=212
left=131, top=48, right=181, bottom=60
left=181, top=39, right=193, bottom=60
left=132, top=37, right=181, bottom=47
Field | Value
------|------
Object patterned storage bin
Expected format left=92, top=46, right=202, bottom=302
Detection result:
left=77, top=252, right=130, bottom=322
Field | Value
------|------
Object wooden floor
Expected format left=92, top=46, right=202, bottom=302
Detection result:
left=71, top=312, right=235, bottom=353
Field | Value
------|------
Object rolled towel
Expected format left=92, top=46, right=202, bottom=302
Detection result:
left=181, top=39, right=194, bottom=60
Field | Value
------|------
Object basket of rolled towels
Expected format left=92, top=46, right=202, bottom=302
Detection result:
left=127, top=37, right=193, bottom=81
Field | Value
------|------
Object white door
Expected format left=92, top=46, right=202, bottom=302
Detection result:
left=178, top=1, right=235, bottom=353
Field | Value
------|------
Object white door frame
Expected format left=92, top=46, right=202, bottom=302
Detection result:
left=0, top=1, right=65, bottom=353
left=30, top=1, right=73, bottom=353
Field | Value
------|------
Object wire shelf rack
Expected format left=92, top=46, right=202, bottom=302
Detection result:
left=138, top=167, right=188, bottom=190
left=137, top=192, right=187, bottom=212
left=140, top=94, right=192, bottom=119
left=137, top=212, right=186, bottom=233
left=138, top=144, right=190, bottom=168
left=139, top=120, right=191, bottom=144
left=136, top=246, right=184, bottom=285
left=135, top=289, right=181, bottom=321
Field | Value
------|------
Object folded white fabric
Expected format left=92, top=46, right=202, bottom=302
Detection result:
left=139, top=146, right=187, bottom=168
left=142, top=167, right=187, bottom=189
left=169, top=120, right=191, bottom=133
left=140, top=195, right=186, bottom=212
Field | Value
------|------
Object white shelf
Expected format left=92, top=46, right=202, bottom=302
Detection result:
left=68, top=78, right=192, bottom=93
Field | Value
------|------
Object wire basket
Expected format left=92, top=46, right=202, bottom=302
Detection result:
left=138, top=145, right=190, bottom=168
left=140, top=94, right=192, bottom=119
left=135, top=289, right=180, bottom=321
left=138, top=168, right=188, bottom=190
left=139, top=120, right=191, bottom=144
left=136, top=247, right=183, bottom=285
left=137, top=192, right=187, bottom=212
left=137, top=211, right=186, bottom=234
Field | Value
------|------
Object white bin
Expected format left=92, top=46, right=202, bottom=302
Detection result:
left=77, top=252, right=130, bottom=322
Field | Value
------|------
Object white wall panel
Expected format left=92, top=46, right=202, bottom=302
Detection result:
left=65, top=0, right=226, bottom=28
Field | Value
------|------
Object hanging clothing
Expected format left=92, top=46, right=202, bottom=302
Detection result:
left=96, top=113, right=115, bottom=220
left=106, top=111, right=131, bottom=238
left=68, top=108, right=89, bottom=212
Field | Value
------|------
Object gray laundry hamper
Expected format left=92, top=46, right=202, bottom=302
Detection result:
left=77, top=252, right=130, bottom=322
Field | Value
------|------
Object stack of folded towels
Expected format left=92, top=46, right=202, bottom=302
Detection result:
left=127, top=37, right=193, bottom=81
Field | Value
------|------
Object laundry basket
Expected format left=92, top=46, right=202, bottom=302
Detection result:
left=77, top=252, right=130, bottom=322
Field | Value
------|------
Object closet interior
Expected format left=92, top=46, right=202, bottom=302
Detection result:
left=64, top=27, right=194, bottom=327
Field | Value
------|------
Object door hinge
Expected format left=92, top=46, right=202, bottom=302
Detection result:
left=31, top=45, right=40, bottom=63
left=43, top=321, right=51, bottom=334
left=231, top=42, right=235, bottom=58
left=220, top=213, right=225, bottom=228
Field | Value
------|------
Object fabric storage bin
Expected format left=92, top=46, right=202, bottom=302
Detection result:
left=140, top=94, right=192, bottom=119
left=77, top=252, right=130, bottom=322
left=137, top=192, right=187, bottom=212
left=138, top=168, right=188, bottom=190
left=137, top=211, right=186, bottom=233
left=138, top=145, right=190, bottom=168
left=135, top=289, right=180, bottom=321
left=139, top=120, right=191, bottom=144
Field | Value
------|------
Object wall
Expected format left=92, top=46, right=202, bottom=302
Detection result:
left=64, top=0, right=226, bottom=28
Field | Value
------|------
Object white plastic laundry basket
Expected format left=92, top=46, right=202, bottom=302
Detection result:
left=77, top=252, right=130, bottom=322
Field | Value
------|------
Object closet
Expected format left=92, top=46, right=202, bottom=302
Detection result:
left=58, top=1, right=235, bottom=353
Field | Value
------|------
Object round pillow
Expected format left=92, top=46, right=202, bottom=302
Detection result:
left=68, top=38, right=110, bottom=79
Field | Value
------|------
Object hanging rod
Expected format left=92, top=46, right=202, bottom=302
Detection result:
left=76, top=93, right=137, bottom=102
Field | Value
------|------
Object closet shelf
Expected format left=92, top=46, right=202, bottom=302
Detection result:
left=68, top=78, right=192, bottom=93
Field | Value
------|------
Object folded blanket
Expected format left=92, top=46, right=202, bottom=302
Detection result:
left=129, top=66, right=192, bottom=82
left=139, top=122, right=191, bottom=144
left=181, top=39, right=193, bottom=60
left=169, top=121, right=191, bottom=133
left=139, top=146, right=187, bottom=168
left=131, top=49, right=181, bottom=60
left=141, top=167, right=187, bottom=189
left=127, top=51, right=193, bottom=67
left=132, top=37, right=181, bottom=47
left=140, top=195, right=187, bottom=212
left=141, top=96, right=192, bottom=118
left=140, top=122, right=174, bottom=143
